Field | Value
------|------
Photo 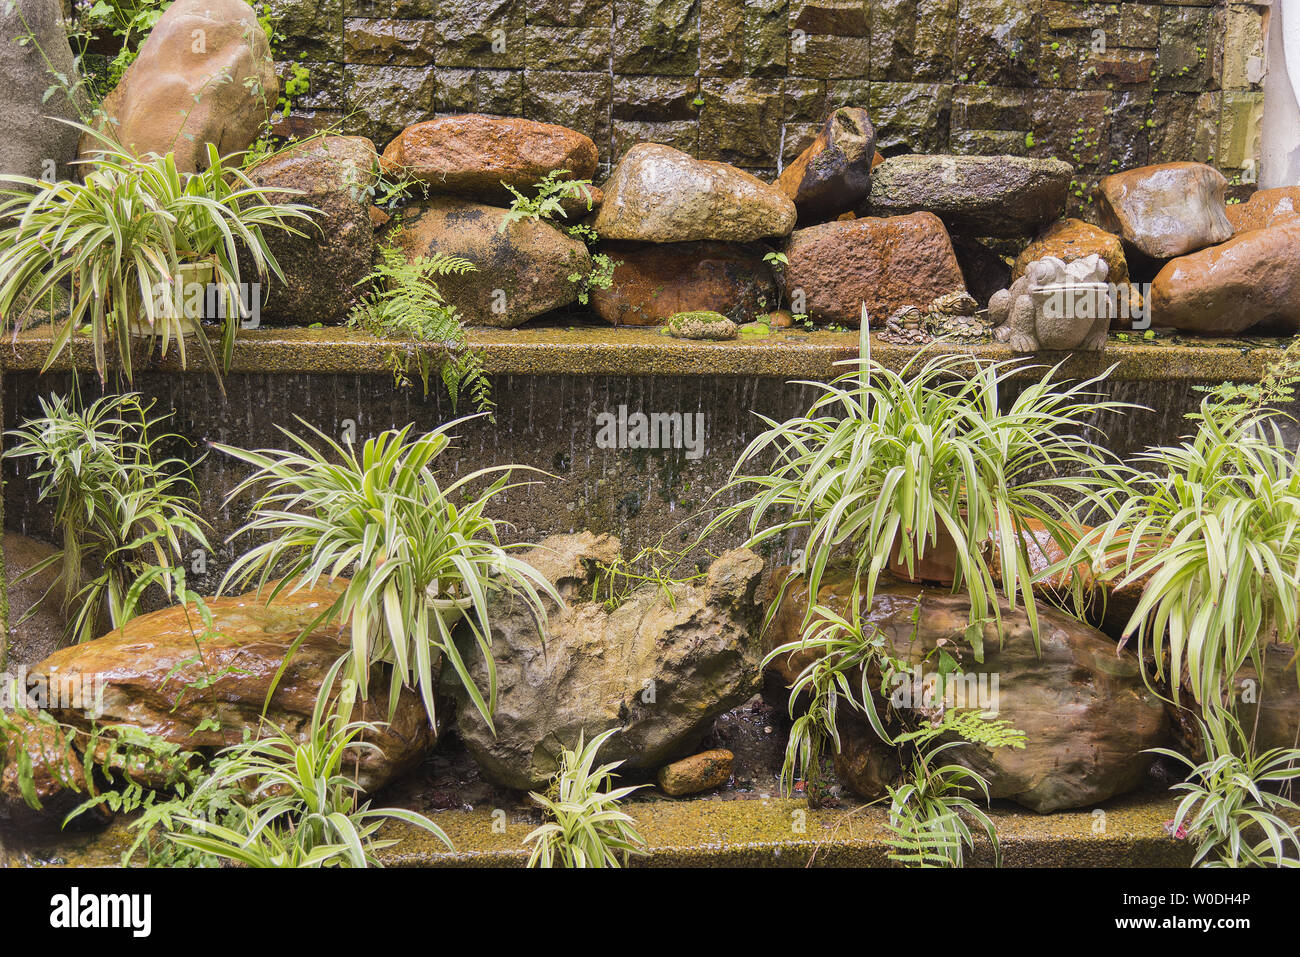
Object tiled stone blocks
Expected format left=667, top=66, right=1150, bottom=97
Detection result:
left=438, top=0, right=526, bottom=69
left=699, top=77, right=784, bottom=169
left=344, top=64, right=436, bottom=146
left=955, top=0, right=1039, bottom=86
left=1156, top=2, right=1215, bottom=92
left=612, top=0, right=699, bottom=75
left=867, top=81, right=953, bottom=154
left=259, top=0, right=1254, bottom=196
left=523, top=70, right=613, bottom=162
left=870, top=0, right=956, bottom=82
left=436, top=68, right=525, bottom=116
left=267, top=0, right=344, bottom=61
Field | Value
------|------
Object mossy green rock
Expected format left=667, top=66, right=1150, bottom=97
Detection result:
left=666, top=310, right=738, bottom=340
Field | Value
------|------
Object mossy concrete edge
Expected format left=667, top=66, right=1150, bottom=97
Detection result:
left=0, top=327, right=1287, bottom=382
left=21, top=793, right=1192, bottom=868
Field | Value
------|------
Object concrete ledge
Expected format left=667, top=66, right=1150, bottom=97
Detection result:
left=14, top=793, right=1191, bottom=868
left=0, top=326, right=1289, bottom=382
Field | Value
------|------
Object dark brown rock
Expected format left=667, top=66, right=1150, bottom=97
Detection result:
left=783, top=212, right=967, bottom=326
left=30, top=582, right=434, bottom=794
left=950, top=235, right=1011, bottom=308
left=1149, top=223, right=1300, bottom=335
left=0, top=711, right=88, bottom=828
left=389, top=197, right=592, bottom=328
left=775, top=107, right=877, bottom=226
left=244, top=135, right=378, bottom=326
left=768, top=574, right=1170, bottom=812
left=3, top=532, right=81, bottom=667
left=864, top=154, right=1073, bottom=238
left=1226, top=187, right=1300, bottom=234
left=589, top=241, right=778, bottom=326
left=380, top=114, right=599, bottom=205
left=1095, top=162, right=1233, bottom=259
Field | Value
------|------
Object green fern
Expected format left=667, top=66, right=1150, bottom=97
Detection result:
left=894, top=709, right=1027, bottom=752
left=348, top=246, right=493, bottom=417
left=499, top=169, right=597, bottom=230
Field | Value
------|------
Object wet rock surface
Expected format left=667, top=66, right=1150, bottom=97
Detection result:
left=1149, top=223, right=1300, bottom=335
left=0, top=711, right=88, bottom=829
left=244, top=135, right=378, bottom=326
left=1095, top=162, right=1233, bottom=259
left=657, top=748, right=734, bottom=796
left=775, top=107, right=877, bottom=226
left=451, top=532, right=765, bottom=791
left=29, top=582, right=434, bottom=794
left=595, top=143, right=796, bottom=243
left=863, top=154, right=1073, bottom=238
left=389, top=196, right=592, bottom=328
left=590, top=241, right=778, bottom=326
left=0, top=0, right=85, bottom=181
left=767, top=573, right=1171, bottom=813
left=783, top=212, right=967, bottom=326
left=86, top=0, right=277, bottom=172
left=379, top=114, right=598, bottom=205
left=665, top=310, right=738, bottom=340
left=1226, top=187, right=1300, bottom=234
left=1012, top=218, right=1130, bottom=286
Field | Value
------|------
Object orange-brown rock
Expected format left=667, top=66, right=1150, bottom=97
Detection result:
left=84, top=0, right=277, bottom=173
left=589, top=241, right=778, bottom=326
left=782, top=212, right=967, bottom=326
left=1012, top=218, right=1129, bottom=284
left=380, top=114, right=598, bottom=205
left=766, top=574, right=1169, bottom=812
left=1095, top=162, right=1233, bottom=259
left=1150, top=223, right=1300, bottom=335
left=775, top=107, right=876, bottom=226
left=1226, top=187, right=1300, bottom=234
left=657, top=749, right=734, bottom=796
left=30, top=582, right=434, bottom=794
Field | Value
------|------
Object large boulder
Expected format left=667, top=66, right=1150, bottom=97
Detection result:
left=0, top=0, right=85, bottom=181
left=29, top=582, right=434, bottom=794
left=595, top=143, right=796, bottom=243
left=783, top=212, right=967, bottom=326
left=1226, top=187, right=1300, bottom=234
left=451, top=532, right=766, bottom=791
left=863, top=155, right=1073, bottom=238
left=379, top=114, right=598, bottom=207
left=86, top=0, right=277, bottom=172
left=1167, top=644, right=1300, bottom=761
left=1149, top=223, right=1300, bottom=335
left=244, top=135, right=378, bottom=325
left=775, top=107, right=877, bottom=226
left=767, top=574, right=1170, bottom=813
left=389, top=196, right=591, bottom=327
left=1095, top=162, right=1233, bottom=259
left=589, top=241, right=778, bottom=325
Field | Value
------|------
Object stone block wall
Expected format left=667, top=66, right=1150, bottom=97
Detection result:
left=270, top=0, right=1268, bottom=205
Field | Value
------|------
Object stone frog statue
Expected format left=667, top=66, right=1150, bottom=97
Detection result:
left=990, top=254, right=1111, bottom=352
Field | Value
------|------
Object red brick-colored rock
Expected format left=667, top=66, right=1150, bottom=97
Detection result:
left=782, top=212, right=967, bottom=326
left=1226, top=187, right=1300, bottom=234
left=1095, top=162, right=1233, bottom=259
left=590, top=241, right=778, bottom=326
left=1150, top=223, right=1300, bottom=335
left=380, top=114, right=599, bottom=204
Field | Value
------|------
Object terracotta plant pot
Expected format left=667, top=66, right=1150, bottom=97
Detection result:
left=886, top=523, right=962, bottom=585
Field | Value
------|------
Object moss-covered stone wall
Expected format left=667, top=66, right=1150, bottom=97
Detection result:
left=268, top=0, right=1266, bottom=205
